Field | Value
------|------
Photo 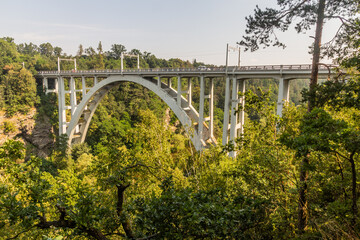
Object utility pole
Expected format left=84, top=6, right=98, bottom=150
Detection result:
left=225, top=43, right=241, bottom=73
left=58, top=57, right=77, bottom=72
left=121, top=53, right=140, bottom=73
left=121, top=53, right=123, bottom=74
left=225, top=43, right=229, bottom=74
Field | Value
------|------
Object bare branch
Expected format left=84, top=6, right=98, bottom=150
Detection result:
left=325, top=15, right=352, bottom=25
left=322, top=24, right=344, bottom=46
left=334, top=150, right=350, bottom=161
left=36, top=206, right=109, bottom=240
left=124, top=162, right=163, bottom=181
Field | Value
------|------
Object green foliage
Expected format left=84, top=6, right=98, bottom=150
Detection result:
left=1, top=64, right=39, bottom=116
left=107, top=44, right=126, bottom=59
left=39, top=42, right=54, bottom=57
left=302, top=75, right=360, bottom=111
left=238, top=87, right=274, bottom=121
left=0, top=37, right=19, bottom=70
left=0, top=139, right=25, bottom=161
left=281, top=108, right=349, bottom=156
left=0, top=30, right=358, bottom=239
left=87, top=116, right=131, bottom=152
left=2, top=120, right=16, bottom=134
left=240, top=1, right=360, bottom=233
left=37, top=91, right=58, bottom=127
left=134, top=178, right=271, bottom=239
left=52, top=134, right=71, bottom=169
left=279, top=104, right=360, bottom=235
left=71, top=143, right=91, bottom=161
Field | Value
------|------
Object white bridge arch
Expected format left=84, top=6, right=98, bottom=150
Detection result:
left=66, top=75, right=211, bottom=151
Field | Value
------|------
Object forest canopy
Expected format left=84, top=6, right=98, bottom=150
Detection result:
left=0, top=2, right=360, bottom=236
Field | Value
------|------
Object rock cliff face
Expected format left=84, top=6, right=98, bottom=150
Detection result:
left=0, top=108, right=55, bottom=158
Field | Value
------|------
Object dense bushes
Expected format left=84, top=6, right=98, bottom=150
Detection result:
left=1, top=64, right=39, bottom=116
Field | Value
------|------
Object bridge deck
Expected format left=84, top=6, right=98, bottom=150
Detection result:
left=38, top=64, right=337, bottom=78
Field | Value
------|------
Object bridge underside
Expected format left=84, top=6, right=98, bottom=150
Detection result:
left=54, top=75, right=217, bottom=151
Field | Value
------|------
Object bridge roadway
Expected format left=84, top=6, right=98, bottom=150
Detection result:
left=39, top=64, right=334, bottom=78
left=38, top=64, right=336, bottom=157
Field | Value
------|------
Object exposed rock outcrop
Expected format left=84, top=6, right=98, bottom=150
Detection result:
left=0, top=108, right=55, bottom=158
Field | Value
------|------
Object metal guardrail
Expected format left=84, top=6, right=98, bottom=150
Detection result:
left=38, top=64, right=338, bottom=75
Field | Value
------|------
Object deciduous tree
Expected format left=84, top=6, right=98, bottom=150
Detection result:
left=1, top=64, right=38, bottom=116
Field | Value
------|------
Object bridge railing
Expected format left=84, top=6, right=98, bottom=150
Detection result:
left=38, top=64, right=337, bottom=75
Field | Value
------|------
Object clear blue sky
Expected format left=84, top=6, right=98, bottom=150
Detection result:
left=1, top=0, right=339, bottom=66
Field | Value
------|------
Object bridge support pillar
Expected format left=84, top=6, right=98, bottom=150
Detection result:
left=229, top=78, right=245, bottom=157
left=81, top=76, right=86, bottom=98
left=42, top=77, right=48, bottom=93
left=177, top=76, right=182, bottom=106
left=229, top=77, right=239, bottom=143
left=198, top=76, right=205, bottom=147
left=222, top=77, right=245, bottom=157
left=70, top=77, right=77, bottom=115
left=187, top=78, right=192, bottom=107
left=222, top=76, right=231, bottom=146
left=81, top=76, right=88, bottom=111
left=58, top=77, right=67, bottom=135
left=54, top=78, right=58, bottom=93
left=209, top=78, right=214, bottom=140
left=238, top=79, right=245, bottom=137
left=157, top=76, right=161, bottom=88
left=70, top=77, right=79, bottom=133
left=277, top=78, right=290, bottom=117
left=167, top=78, right=172, bottom=88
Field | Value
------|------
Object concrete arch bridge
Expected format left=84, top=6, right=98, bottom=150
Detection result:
left=38, top=64, right=335, bottom=156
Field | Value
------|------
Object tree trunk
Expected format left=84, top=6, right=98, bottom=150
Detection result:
left=117, top=184, right=135, bottom=239
left=37, top=208, right=108, bottom=240
left=298, top=156, right=309, bottom=233
left=308, top=0, right=326, bottom=112
left=298, top=0, right=326, bottom=233
left=349, top=153, right=358, bottom=225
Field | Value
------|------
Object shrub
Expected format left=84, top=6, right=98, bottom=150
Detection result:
left=2, top=121, right=16, bottom=134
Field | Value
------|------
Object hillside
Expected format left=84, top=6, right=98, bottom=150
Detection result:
left=0, top=108, right=54, bottom=157
left=0, top=34, right=359, bottom=239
